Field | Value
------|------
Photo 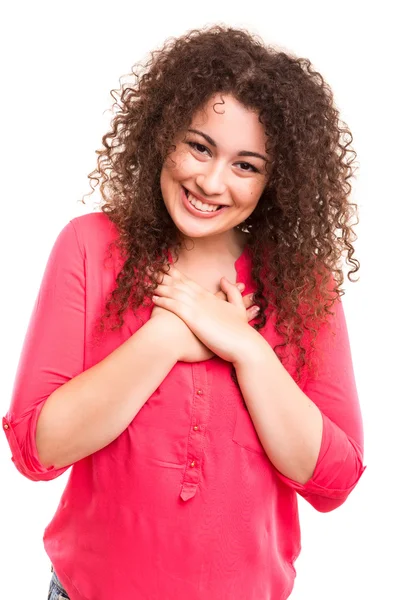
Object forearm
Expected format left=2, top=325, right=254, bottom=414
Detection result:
left=36, top=317, right=179, bottom=469
left=233, top=332, right=323, bottom=484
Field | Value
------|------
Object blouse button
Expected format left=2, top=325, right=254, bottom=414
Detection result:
left=196, top=389, right=203, bottom=395
left=3, top=423, right=9, bottom=430
left=190, top=461, right=196, bottom=467
left=193, top=425, right=199, bottom=431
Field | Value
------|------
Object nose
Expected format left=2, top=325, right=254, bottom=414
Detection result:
left=195, top=161, right=227, bottom=197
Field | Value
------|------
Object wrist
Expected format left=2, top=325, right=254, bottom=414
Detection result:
left=232, top=327, right=267, bottom=369
left=148, top=311, right=189, bottom=360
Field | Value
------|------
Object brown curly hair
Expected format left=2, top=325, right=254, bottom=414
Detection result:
left=81, top=24, right=360, bottom=390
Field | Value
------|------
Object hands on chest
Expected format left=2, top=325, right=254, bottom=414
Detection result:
left=149, top=265, right=260, bottom=363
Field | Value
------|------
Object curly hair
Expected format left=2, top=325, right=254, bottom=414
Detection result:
left=81, top=24, right=360, bottom=391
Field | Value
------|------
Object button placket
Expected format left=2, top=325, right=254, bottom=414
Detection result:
left=179, top=366, right=210, bottom=501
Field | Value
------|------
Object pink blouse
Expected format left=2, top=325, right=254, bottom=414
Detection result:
left=3, top=212, right=366, bottom=600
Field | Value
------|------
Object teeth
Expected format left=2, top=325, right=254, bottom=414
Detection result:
left=186, top=190, right=220, bottom=212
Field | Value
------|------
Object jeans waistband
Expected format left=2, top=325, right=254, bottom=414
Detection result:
left=50, top=564, right=68, bottom=594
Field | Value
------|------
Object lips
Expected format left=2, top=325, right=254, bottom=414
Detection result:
left=180, top=186, right=228, bottom=218
left=183, top=187, right=223, bottom=209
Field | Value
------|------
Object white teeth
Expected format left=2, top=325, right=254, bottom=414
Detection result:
left=186, top=191, right=220, bottom=212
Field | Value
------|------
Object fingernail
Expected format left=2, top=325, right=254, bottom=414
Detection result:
left=253, top=306, right=260, bottom=312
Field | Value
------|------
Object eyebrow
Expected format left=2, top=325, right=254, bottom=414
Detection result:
left=187, top=128, right=268, bottom=162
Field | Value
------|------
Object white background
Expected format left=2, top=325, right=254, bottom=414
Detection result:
left=1, top=1, right=398, bottom=598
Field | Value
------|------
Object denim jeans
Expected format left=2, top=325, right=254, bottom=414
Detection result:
left=47, top=564, right=70, bottom=600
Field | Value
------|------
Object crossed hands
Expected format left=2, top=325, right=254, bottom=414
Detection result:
left=149, top=264, right=260, bottom=364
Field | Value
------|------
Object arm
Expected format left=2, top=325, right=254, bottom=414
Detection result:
left=233, top=288, right=366, bottom=512
left=35, top=316, right=179, bottom=471
left=2, top=220, right=180, bottom=480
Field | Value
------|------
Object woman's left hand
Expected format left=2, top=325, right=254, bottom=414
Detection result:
left=151, top=264, right=259, bottom=364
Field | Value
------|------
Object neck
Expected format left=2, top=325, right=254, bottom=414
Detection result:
left=172, top=229, right=248, bottom=266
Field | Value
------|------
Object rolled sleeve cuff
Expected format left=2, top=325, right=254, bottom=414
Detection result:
left=3, top=404, right=70, bottom=482
left=275, top=412, right=367, bottom=507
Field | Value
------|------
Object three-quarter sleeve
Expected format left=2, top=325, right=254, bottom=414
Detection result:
left=275, top=287, right=367, bottom=512
left=3, top=220, right=85, bottom=481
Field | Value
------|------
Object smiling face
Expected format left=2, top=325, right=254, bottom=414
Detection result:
left=160, top=93, right=269, bottom=253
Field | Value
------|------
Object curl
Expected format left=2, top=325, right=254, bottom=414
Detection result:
left=81, top=24, right=360, bottom=391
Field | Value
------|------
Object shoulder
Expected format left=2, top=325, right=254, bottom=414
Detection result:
left=68, top=211, right=121, bottom=258
left=70, top=211, right=119, bottom=240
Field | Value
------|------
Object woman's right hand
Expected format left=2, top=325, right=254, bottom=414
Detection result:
left=150, top=283, right=259, bottom=363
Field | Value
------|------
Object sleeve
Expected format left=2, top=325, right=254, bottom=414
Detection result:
left=275, top=286, right=367, bottom=512
left=2, top=219, right=85, bottom=482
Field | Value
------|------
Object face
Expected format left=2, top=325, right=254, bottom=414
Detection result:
left=160, top=93, right=269, bottom=246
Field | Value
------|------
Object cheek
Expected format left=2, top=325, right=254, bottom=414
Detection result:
left=159, top=165, right=169, bottom=196
left=175, top=153, right=195, bottom=179
left=162, top=151, right=192, bottom=181
left=240, top=183, right=263, bottom=207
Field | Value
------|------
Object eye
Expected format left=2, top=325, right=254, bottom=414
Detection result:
left=236, top=162, right=259, bottom=173
left=186, top=141, right=259, bottom=173
left=187, top=141, right=210, bottom=155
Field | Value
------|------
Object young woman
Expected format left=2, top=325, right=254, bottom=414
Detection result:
left=3, top=25, right=366, bottom=600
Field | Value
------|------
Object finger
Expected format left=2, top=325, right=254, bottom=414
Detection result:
left=216, top=283, right=243, bottom=301
left=220, top=276, right=245, bottom=307
left=242, top=292, right=256, bottom=309
left=214, top=290, right=228, bottom=301
left=216, top=289, right=253, bottom=306
left=246, top=305, right=260, bottom=321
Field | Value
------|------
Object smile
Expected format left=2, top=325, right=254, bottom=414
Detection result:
left=181, top=186, right=228, bottom=219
